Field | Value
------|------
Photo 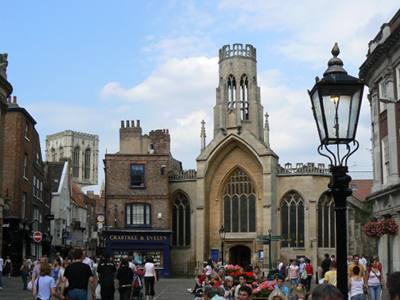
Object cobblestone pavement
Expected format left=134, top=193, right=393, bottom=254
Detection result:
left=0, top=276, right=389, bottom=299
left=0, top=276, right=194, bottom=300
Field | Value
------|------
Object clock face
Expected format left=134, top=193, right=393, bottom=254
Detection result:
left=97, top=215, right=105, bottom=222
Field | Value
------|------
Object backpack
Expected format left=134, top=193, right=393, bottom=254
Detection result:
left=132, top=273, right=142, bottom=289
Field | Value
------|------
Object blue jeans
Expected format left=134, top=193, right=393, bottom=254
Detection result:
left=68, top=289, right=88, bottom=300
left=350, top=294, right=366, bottom=300
left=368, top=285, right=382, bottom=300
left=290, top=278, right=299, bottom=286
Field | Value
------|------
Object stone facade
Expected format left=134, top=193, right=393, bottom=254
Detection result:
left=359, top=9, right=400, bottom=274
left=169, top=44, right=374, bottom=274
left=104, top=43, right=374, bottom=276
left=0, top=53, right=12, bottom=256
left=46, top=130, right=99, bottom=186
left=2, top=96, right=52, bottom=266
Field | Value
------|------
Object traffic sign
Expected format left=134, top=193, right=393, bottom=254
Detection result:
left=33, top=231, right=42, bottom=243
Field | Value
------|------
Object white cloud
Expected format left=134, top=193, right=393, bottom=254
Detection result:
left=100, top=56, right=218, bottom=114
left=218, top=0, right=399, bottom=67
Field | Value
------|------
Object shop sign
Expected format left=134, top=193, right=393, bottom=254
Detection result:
left=108, top=233, right=168, bottom=241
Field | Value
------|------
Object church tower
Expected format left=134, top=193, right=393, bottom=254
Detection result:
left=214, top=44, right=265, bottom=142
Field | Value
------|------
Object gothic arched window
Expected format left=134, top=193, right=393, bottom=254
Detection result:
left=318, top=193, right=335, bottom=248
left=84, top=148, right=91, bottom=179
left=51, top=148, right=56, bottom=161
left=227, top=74, right=236, bottom=110
left=172, top=192, right=191, bottom=247
left=223, top=168, right=256, bottom=233
left=59, top=147, right=64, bottom=160
left=281, top=191, right=304, bottom=247
left=240, top=74, right=249, bottom=120
left=72, top=146, right=80, bottom=178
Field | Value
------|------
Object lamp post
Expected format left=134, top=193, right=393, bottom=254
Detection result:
left=308, top=43, right=364, bottom=298
left=219, top=225, right=226, bottom=265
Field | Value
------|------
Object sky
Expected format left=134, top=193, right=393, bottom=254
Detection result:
left=2, top=1, right=399, bottom=191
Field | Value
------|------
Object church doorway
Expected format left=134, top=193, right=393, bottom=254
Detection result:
left=229, top=245, right=251, bottom=268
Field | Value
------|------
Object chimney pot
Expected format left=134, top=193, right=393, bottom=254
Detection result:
left=126, top=120, right=130, bottom=127
left=121, top=121, right=125, bottom=128
left=131, top=120, right=135, bottom=127
left=137, top=120, right=141, bottom=127
left=13, top=96, right=17, bottom=103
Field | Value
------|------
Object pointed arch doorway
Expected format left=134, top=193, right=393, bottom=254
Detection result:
left=229, top=245, right=251, bottom=268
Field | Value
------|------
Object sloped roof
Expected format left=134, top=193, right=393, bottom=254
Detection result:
left=47, top=161, right=66, bottom=193
left=71, top=183, right=86, bottom=209
left=350, top=179, right=373, bottom=202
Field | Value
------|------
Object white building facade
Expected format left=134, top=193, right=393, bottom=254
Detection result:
left=359, top=9, right=400, bottom=274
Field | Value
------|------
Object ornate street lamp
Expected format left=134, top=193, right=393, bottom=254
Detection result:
left=308, top=43, right=364, bottom=297
left=219, top=225, right=226, bottom=265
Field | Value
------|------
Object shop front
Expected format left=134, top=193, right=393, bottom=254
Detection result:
left=104, top=229, right=172, bottom=277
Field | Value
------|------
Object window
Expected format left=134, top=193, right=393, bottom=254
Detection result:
left=223, top=168, right=256, bottom=233
left=84, top=148, right=91, bottom=179
left=396, top=65, right=400, bottom=100
left=72, top=146, right=80, bottom=177
left=318, top=193, right=335, bottom=248
left=33, top=207, right=40, bottom=231
left=172, top=192, right=191, bottom=246
left=33, top=176, right=37, bottom=197
left=126, top=204, right=151, bottom=226
left=379, top=79, right=387, bottom=112
left=23, top=153, right=28, bottom=178
left=51, top=148, right=56, bottom=161
left=382, top=136, right=389, bottom=185
left=130, top=164, right=145, bottom=187
left=22, top=193, right=26, bottom=219
left=240, top=74, right=249, bottom=120
left=24, top=122, right=29, bottom=139
left=281, top=191, right=304, bottom=248
left=227, top=74, right=236, bottom=110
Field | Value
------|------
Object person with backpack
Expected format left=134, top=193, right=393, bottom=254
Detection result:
left=32, top=262, right=57, bottom=300
left=97, top=256, right=117, bottom=300
left=116, top=258, right=134, bottom=300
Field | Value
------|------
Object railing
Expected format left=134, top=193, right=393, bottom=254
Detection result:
left=277, top=163, right=330, bottom=176
left=219, top=44, right=257, bottom=61
left=169, top=169, right=197, bottom=182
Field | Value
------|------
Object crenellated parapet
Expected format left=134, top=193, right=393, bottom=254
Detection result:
left=277, top=162, right=330, bottom=176
left=169, top=169, right=197, bottom=182
left=219, top=43, right=256, bottom=62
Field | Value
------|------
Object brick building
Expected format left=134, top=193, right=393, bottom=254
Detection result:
left=104, top=121, right=174, bottom=276
left=0, top=53, right=13, bottom=256
left=2, top=96, right=51, bottom=269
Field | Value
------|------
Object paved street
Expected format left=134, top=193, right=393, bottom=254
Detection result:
left=0, top=276, right=194, bottom=300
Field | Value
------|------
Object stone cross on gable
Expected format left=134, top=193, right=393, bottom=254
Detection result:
left=0, top=53, right=8, bottom=79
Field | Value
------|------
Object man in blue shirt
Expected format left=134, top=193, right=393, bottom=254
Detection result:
left=274, top=275, right=289, bottom=296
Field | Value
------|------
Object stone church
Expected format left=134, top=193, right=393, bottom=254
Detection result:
left=104, top=43, right=374, bottom=276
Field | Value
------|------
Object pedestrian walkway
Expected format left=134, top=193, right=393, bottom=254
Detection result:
left=0, top=276, right=194, bottom=300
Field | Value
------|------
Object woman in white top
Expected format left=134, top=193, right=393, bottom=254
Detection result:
left=367, top=259, right=384, bottom=300
left=144, top=256, right=157, bottom=299
left=348, top=265, right=366, bottom=300
left=32, top=262, right=57, bottom=300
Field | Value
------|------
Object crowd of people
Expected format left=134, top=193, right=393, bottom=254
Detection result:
left=0, top=249, right=158, bottom=300
left=188, top=254, right=400, bottom=300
